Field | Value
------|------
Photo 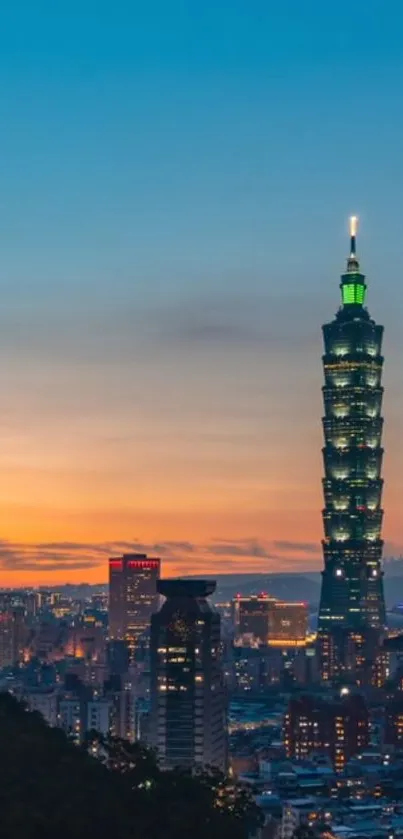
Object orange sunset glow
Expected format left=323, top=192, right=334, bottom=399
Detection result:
left=1, top=317, right=402, bottom=586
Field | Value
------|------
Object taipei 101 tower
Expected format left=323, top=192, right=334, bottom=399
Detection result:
left=317, top=218, right=386, bottom=683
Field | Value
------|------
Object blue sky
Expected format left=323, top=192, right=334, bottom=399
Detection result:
left=0, top=0, right=403, bottom=581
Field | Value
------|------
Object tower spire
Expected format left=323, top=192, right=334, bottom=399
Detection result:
left=347, top=215, right=359, bottom=273
left=350, top=215, right=358, bottom=257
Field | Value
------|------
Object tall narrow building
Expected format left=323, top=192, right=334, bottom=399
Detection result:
left=108, top=554, right=160, bottom=659
left=150, top=579, right=227, bottom=772
left=318, top=218, right=386, bottom=682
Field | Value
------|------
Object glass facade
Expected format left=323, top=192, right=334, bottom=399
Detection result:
left=318, top=232, right=386, bottom=681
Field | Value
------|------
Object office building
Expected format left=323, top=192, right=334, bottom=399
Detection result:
left=232, top=595, right=308, bottom=648
left=87, top=698, right=112, bottom=736
left=150, top=579, right=227, bottom=771
left=292, top=646, right=320, bottom=685
left=0, top=608, right=26, bottom=668
left=317, top=218, right=386, bottom=682
left=59, top=696, right=85, bottom=745
left=268, top=601, right=308, bottom=646
left=109, top=553, right=160, bottom=658
left=284, top=691, right=369, bottom=772
left=107, top=639, right=130, bottom=677
left=232, top=594, right=275, bottom=645
left=23, top=689, right=59, bottom=727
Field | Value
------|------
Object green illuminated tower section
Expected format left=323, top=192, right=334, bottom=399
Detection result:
left=318, top=218, right=386, bottom=682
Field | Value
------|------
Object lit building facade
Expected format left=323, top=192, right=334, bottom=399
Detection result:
left=109, top=554, right=160, bottom=658
left=284, top=691, right=369, bottom=772
left=318, top=219, right=386, bottom=682
left=59, top=697, right=85, bottom=744
left=232, top=595, right=308, bottom=648
left=150, top=579, right=227, bottom=771
left=268, top=602, right=308, bottom=646
left=0, top=608, right=26, bottom=668
left=233, top=594, right=275, bottom=645
left=384, top=699, right=403, bottom=749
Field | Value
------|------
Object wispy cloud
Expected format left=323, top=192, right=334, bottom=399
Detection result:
left=0, top=536, right=323, bottom=577
left=273, top=540, right=321, bottom=555
left=0, top=288, right=320, bottom=366
left=206, top=538, right=273, bottom=558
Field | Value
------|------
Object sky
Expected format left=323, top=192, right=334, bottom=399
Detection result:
left=1, top=0, right=403, bottom=585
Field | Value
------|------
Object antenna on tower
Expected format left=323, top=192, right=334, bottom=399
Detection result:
left=350, top=215, right=358, bottom=257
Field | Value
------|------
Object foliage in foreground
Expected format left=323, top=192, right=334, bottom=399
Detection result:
left=0, top=693, right=262, bottom=839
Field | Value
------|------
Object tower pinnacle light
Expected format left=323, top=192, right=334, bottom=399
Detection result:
left=349, top=215, right=358, bottom=256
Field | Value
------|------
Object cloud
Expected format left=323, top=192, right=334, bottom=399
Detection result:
left=206, top=539, right=272, bottom=558
left=273, top=540, right=321, bottom=555
left=151, top=294, right=318, bottom=353
left=0, top=535, right=323, bottom=577
left=0, top=287, right=321, bottom=366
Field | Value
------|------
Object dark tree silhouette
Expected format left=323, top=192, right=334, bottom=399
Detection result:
left=0, top=694, right=262, bottom=839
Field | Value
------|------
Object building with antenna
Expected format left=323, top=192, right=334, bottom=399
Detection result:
left=317, top=218, right=387, bottom=683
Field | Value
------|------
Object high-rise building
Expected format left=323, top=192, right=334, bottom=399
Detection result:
left=232, top=594, right=275, bottom=645
left=384, top=699, right=403, bottom=749
left=318, top=218, right=386, bottom=682
left=108, top=554, right=160, bottom=658
left=268, top=601, right=308, bottom=647
left=284, top=691, right=369, bottom=772
left=232, top=595, right=308, bottom=648
left=150, top=579, right=227, bottom=771
left=0, top=608, right=26, bottom=668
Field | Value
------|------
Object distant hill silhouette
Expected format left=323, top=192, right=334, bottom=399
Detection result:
left=187, top=566, right=403, bottom=611
left=38, top=561, right=403, bottom=611
left=185, top=572, right=322, bottom=607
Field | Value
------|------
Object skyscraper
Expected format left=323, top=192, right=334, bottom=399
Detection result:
left=318, top=219, right=386, bottom=682
left=108, top=554, right=160, bottom=658
left=150, top=579, right=227, bottom=771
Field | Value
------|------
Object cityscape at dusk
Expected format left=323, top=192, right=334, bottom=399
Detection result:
left=1, top=2, right=403, bottom=585
left=3, top=4, right=403, bottom=837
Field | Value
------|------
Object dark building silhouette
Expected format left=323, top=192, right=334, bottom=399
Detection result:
left=284, top=690, right=369, bottom=772
left=318, top=218, right=386, bottom=682
left=108, top=554, right=160, bottom=659
left=106, top=639, right=130, bottom=677
left=150, top=579, right=227, bottom=771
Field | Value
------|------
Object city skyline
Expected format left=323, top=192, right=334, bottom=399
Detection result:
left=1, top=2, right=403, bottom=585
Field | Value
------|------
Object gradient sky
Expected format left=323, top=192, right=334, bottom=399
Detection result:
left=1, top=0, right=403, bottom=584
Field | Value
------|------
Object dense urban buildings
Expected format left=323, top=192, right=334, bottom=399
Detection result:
left=108, top=553, right=160, bottom=658
left=150, top=579, right=227, bottom=771
left=318, top=218, right=387, bottom=682
left=284, top=690, right=369, bottom=771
